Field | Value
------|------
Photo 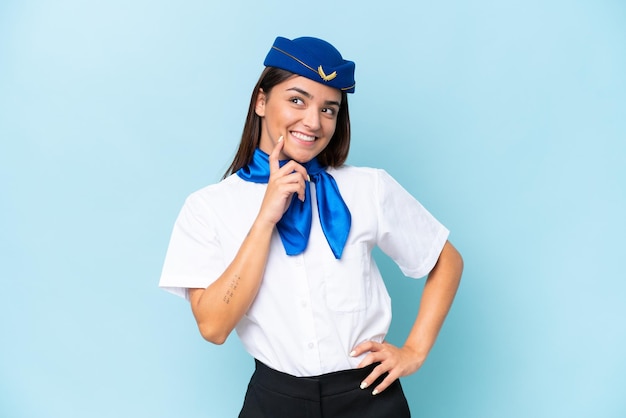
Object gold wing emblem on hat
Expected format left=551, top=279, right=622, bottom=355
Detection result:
left=318, top=65, right=337, bottom=82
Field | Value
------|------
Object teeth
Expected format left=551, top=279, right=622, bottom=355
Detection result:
left=292, top=132, right=315, bottom=142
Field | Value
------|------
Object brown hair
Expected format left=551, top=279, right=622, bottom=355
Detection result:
left=222, top=67, right=351, bottom=178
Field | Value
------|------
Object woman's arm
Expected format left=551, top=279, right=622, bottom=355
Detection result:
left=188, top=137, right=307, bottom=344
left=351, top=240, right=463, bottom=394
left=187, top=218, right=273, bottom=345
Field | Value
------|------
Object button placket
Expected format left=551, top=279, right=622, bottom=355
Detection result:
left=292, top=253, right=321, bottom=371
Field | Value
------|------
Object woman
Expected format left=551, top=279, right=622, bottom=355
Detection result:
left=160, top=36, right=463, bottom=417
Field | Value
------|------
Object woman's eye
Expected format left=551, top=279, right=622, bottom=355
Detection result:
left=322, top=107, right=337, bottom=116
left=290, top=97, right=304, bottom=105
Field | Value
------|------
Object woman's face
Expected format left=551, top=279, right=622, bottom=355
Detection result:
left=256, top=75, right=342, bottom=163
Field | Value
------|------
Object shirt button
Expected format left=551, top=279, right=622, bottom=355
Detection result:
left=308, top=342, right=315, bottom=349
left=301, top=300, right=308, bottom=308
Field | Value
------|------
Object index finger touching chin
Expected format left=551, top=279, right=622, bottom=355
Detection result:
left=269, top=136, right=284, bottom=172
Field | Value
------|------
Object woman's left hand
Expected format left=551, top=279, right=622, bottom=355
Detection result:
left=350, top=341, right=424, bottom=395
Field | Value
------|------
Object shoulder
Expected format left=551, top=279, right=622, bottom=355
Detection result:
left=180, top=174, right=253, bottom=213
left=327, top=165, right=388, bottom=182
left=327, top=165, right=400, bottom=190
left=326, top=166, right=397, bottom=210
left=185, top=174, right=248, bottom=202
left=329, top=165, right=423, bottom=211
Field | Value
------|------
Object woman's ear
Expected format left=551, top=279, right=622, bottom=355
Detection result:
left=255, top=89, right=266, bottom=117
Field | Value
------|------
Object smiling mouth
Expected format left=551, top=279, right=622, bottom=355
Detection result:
left=291, top=131, right=317, bottom=142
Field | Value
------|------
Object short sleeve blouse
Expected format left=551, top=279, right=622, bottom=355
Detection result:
left=159, top=166, right=449, bottom=376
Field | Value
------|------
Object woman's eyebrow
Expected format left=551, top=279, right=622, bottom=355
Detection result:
left=287, top=87, right=312, bottom=98
left=286, top=87, right=341, bottom=107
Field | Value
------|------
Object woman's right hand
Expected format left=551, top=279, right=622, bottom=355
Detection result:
left=257, top=136, right=309, bottom=225
left=189, top=137, right=309, bottom=345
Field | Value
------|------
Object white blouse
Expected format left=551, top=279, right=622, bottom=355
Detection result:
left=159, top=166, right=449, bottom=376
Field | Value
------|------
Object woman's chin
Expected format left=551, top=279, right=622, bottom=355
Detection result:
left=283, top=144, right=325, bottom=164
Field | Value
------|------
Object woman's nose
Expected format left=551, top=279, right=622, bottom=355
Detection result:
left=302, top=107, right=321, bottom=130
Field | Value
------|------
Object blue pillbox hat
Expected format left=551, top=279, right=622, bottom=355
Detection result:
left=264, top=36, right=356, bottom=93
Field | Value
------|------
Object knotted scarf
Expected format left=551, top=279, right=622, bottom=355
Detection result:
left=237, top=148, right=351, bottom=259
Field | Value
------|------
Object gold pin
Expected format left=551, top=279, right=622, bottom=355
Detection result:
left=318, top=65, right=337, bottom=82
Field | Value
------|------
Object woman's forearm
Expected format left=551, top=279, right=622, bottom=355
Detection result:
left=188, top=139, right=309, bottom=344
left=188, top=217, right=275, bottom=344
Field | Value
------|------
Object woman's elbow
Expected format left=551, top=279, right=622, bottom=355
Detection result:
left=197, top=322, right=229, bottom=345
left=189, top=289, right=231, bottom=345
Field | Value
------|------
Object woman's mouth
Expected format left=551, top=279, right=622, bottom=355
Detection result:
left=291, top=131, right=316, bottom=142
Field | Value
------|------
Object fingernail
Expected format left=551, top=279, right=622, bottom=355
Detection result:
left=372, top=389, right=379, bottom=396
left=360, top=381, right=368, bottom=390
left=349, top=350, right=356, bottom=357
left=306, top=174, right=311, bottom=182
left=278, top=135, right=283, bottom=142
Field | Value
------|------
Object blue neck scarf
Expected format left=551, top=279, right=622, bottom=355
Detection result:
left=237, top=148, right=351, bottom=259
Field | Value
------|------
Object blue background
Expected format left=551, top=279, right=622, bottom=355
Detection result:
left=1, top=1, right=625, bottom=417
